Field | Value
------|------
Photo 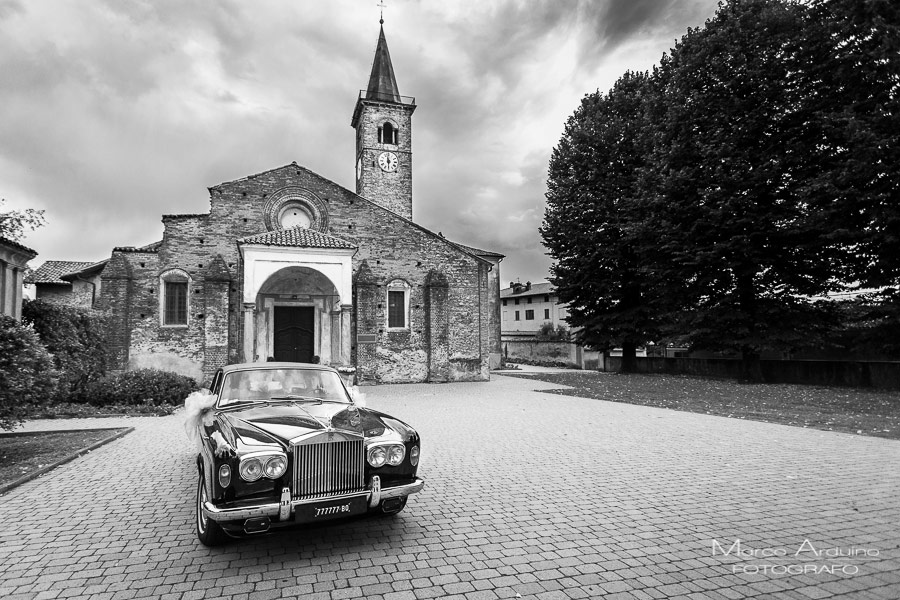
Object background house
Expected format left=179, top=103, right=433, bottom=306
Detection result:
left=0, top=236, right=37, bottom=320
left=23, top=260, right=101, bottom=308
left=500, top=281, right=568, bottom=335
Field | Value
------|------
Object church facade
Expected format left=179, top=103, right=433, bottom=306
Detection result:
left=93, top=24, right=503, bottom=385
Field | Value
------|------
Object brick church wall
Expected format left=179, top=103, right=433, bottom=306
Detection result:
left=98, top=163, right=497, bottom=384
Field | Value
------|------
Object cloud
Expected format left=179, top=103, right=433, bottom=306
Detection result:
left=1, top=0, right=720, bottom=285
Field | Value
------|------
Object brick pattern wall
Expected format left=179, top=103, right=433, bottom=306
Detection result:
left=355, top=101, right=414, bottom=220
left=98, top=163, right=497, bottom=384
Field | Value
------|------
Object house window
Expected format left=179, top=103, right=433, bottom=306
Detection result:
left=502, top=299, right=507, bottom=306
left=544, top=308, right=550, bottom=319
left=527, top=297, right=532, bottom=304
left=525, top=310, right=534, bottom=320
left=379, top=122, right=398, bottom=145
left=386, top=279, right=410, bottom=329
left=544, top=295, right=550, bottom=302
left=515, top=311, right=520, bottom=321
left=514, top=298, right=520, bottom=305
left=160, top=270, right=190, bottom=326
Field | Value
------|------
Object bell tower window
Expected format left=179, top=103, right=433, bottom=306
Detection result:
left=379, top=122, right=398, bottom=145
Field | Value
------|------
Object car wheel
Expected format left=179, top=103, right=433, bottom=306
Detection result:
left=379, top=495, right=407, bottom=516
left=196, top=466, right=227, bottom=546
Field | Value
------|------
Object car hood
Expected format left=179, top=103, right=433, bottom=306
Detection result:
left=218, top=402, right=416, bottom=452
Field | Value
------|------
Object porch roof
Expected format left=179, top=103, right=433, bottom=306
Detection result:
left=238, top=227, right=356, bottom=250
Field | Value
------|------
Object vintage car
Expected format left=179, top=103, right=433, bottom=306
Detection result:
left=190, top=362, right=423, bottom=545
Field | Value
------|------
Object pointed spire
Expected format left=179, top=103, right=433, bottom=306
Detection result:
left=365, top=23, right=401, bottom=103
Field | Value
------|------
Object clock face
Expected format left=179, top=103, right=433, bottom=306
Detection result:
left=378, top=152, right=398, bottom=172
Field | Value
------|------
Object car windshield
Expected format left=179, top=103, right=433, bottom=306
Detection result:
left=218, top=369, right=350, bottom=407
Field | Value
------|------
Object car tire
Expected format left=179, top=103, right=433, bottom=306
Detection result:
left=196, top=466, right=228, bottom=546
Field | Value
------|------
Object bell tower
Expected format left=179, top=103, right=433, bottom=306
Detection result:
left=351, top=18, right=416, bottom=220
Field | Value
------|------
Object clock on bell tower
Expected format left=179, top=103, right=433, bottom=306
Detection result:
left=351, top=19, right=416, bottom=220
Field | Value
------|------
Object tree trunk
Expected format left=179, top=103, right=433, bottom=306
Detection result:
left=620, top=341, right=638, bottom=373
left=736, top=271, right=763, bottom=382
left=740, top=346, right=764, bottom=383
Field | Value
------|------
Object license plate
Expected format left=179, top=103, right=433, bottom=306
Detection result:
left=295, top=496, right=367, bottom=523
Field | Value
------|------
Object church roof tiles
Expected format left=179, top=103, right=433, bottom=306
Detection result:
left=24, top=260, right=94, bottom=284
left=239, top=227, right=356, bottom=250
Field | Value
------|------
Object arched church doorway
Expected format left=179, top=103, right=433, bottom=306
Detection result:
left=256, top=266, right=341, bottom=364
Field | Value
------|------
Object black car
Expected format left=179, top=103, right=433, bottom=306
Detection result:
left=188, top=362, right=423, bottom=546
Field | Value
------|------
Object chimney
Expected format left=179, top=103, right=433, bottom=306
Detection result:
left=525, top=281, right=531, bottom=291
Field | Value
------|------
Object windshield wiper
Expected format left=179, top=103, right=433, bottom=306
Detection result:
left=271, top=395, right=324, bottom=403
left=220, top=399, right=260, bottom=409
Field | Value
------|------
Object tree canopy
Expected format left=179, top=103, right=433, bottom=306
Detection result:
left=542, top=0, right=900, bottom=372
left=0, top=198, right=45, bottom=242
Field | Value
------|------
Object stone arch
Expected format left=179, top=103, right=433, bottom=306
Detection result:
left=252, top=266, right=348, bottom=366
left=263, top=186, right=329, bottom=233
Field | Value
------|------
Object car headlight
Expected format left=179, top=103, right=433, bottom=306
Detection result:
left=239, top=457, right=263, bottom=482
left=368, top=444, right=405, bottom=467
left=264, top=455, right=287, bottom=478
left=387, top=444, right=405, bottom=466
left=367, top=446, right=386, bottom=467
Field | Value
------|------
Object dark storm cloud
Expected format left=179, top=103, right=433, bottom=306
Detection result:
left=0, top=0, right=23, bottom=20
left=2, top=0, right=720, bottom=284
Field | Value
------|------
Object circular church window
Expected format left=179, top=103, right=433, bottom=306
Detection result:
left=279, top=205, right=312, bottom=229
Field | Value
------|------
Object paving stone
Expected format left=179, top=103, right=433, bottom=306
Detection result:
left=1, top=379, right=898, bottom=600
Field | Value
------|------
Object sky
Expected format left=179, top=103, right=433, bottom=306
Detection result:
left=1, top=0, right=720, bottom=286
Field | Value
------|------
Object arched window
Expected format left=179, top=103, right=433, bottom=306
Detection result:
left=379, top=122, right=398, bottom=145
left=160, top=269, right=190, bottom=326
left=386, top=279, right=410, bottom=329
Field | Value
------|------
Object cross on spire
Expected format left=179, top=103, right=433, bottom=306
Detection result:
left=377, top=0, right=386, bottom=24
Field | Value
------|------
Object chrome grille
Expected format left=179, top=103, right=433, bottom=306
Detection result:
left=292, top=437, right=365, bottom=499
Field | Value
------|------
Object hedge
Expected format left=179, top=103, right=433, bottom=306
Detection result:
left=21, top=300, right=109, bottom=402
left=82, top=369, right=197, bottom=407
left=0, top=315, right=58, bottom=430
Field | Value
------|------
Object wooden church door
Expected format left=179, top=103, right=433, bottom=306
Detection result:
left=273, top=306, right=315, bottom=363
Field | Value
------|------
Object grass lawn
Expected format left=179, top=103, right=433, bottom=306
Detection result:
left=0, top=428, right=131, bottom=490
left=506, top=370, right=900, bottom=440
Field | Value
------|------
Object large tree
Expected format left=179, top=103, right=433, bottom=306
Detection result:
left=542, top=71, right=667, bottom=371
left=792, top=0, right=900, bottom=290
left=544, top=0, right=899, bottom=372
left=647, top=0, right=844, bottom=375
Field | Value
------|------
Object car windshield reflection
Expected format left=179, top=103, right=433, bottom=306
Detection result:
left=219, top=369, right=350, bottom=407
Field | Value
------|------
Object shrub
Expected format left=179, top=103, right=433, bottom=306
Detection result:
left=0, top=315, right=58, bottom=430
left=21, top=300, right=109, bottom=402
left=82, top=369, right=197, bottom=407
left=536, top=322, right=570, bottom=341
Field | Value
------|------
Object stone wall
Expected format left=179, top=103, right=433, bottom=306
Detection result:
left=355, top=101, right=414, bottom=220
left=502, top=338, right=601, bottom=370
left=98, top=163, right=498, bottom=384
left=603, top=356, right=900, bottom=390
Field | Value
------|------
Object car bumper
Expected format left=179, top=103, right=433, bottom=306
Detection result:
left=202, top=475, right=424, bottom=523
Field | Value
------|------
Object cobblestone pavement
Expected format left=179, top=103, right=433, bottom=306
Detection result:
left=1, top=375, right=898, bottom=600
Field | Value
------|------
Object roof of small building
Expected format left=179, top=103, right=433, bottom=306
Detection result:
left=448, top=240, right=505, bottom=259
left=0, top=235, right=37, bottom=257
left=113, top=240, right=163, bottom=253
left=238, top=227, right=357, bottom=250
left=24, top=260, right=94, bottom=284
left=500, top=281, right=555, bottom=298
